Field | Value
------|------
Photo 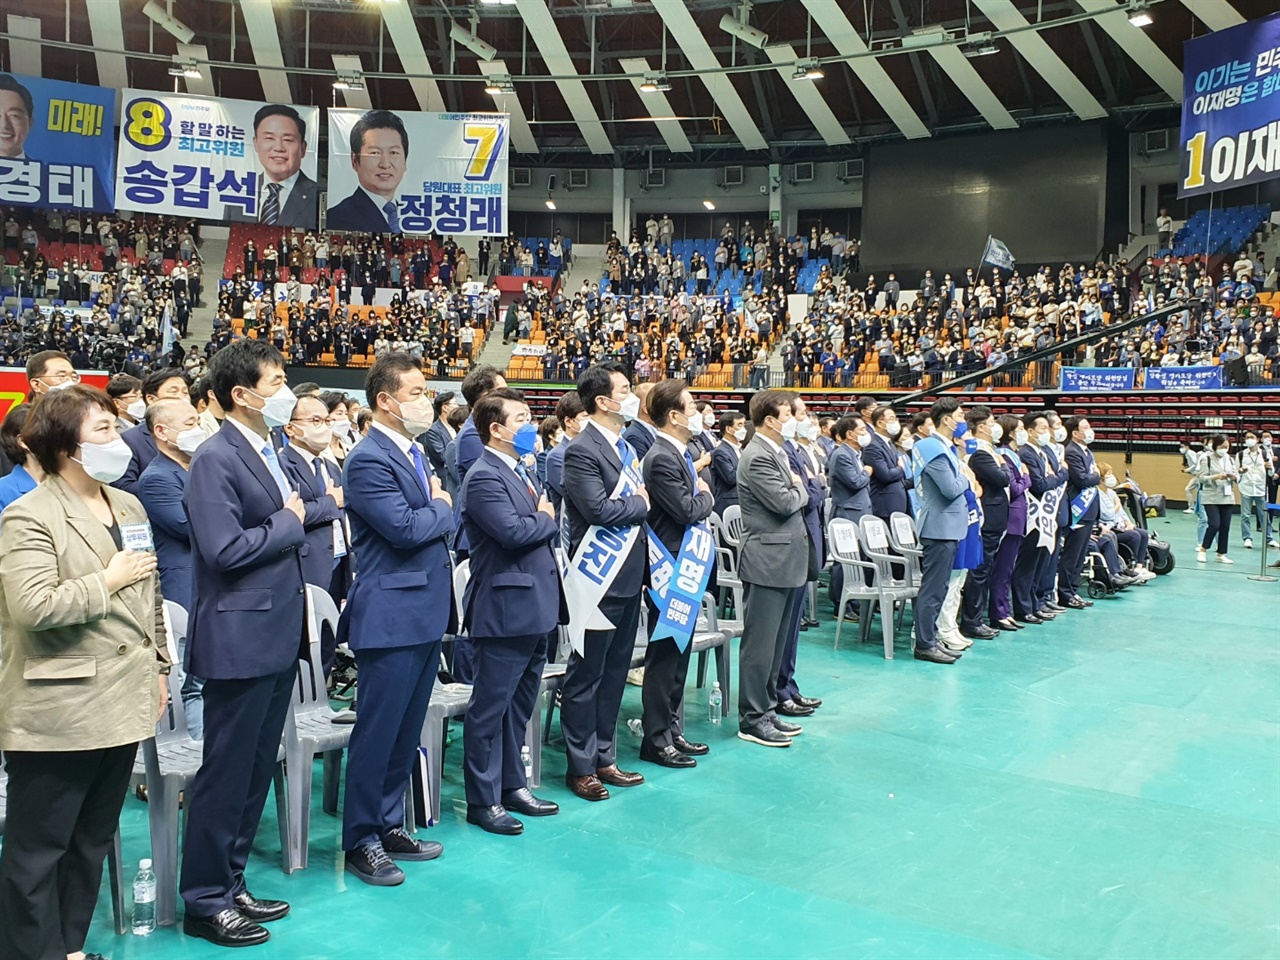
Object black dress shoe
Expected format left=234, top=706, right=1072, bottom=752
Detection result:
left=914, top=645, right=957, bottom=664
left=466, top=804, right=524, bottom=835
left=793, top=694, right=823, bottom=710
left=232, top=890, right=290, bottom=923
left=1034, top=608, right=1058, bottom=620
left=501, top=787, right=559, bottom=817
left=776, top=698, right=815, bottom=717
left=801, top=616, right=820, bottom=628
left=596, top=764, right=644, bottom=787
left=1014, top=614, right=1044, bottom=625
left=672, top=735, right=709, bottom=756
left=639, top=743, right=697, bottom=768
left=381, top=826, right=443, bottom=861
left=566, top=774, right=609, bottom=801
left=961, top=625, right=999, bottom=639
left=994, top=618, right=1023, bottom=631
left=771, top=717, right=803, bottom=736
left=1042, top=602, right=1065, bottom=613
left=1062, top=596, right=1089, bottom=609
left=344, top=842, right=405, bottom=886
left=737, top=722, right=792, bottom=747
left=183, top=908, right=270, bottom=947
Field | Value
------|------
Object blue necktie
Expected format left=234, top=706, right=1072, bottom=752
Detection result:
left=616, top=437, right=636, bottom=470
left=383, top=200, right=400, bottom=233
left=262, top=442, right=292, bottom=502
left=684, top=450, right=699, bottom=484
left=514, top=460, right=537, bottom=497
left=408, top=443, right=431, bottom=494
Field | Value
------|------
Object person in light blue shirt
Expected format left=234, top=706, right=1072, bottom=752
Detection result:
left=0, top=406, right=42, bottom=524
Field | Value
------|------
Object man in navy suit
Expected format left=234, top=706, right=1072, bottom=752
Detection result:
left=711, top=411, right=745, bottom=517
left=560, top=362, right=649, bottom=801
left=115, top=368, right=190, bottom=495
left=862, top=406, right=911, bottom=520
left=459, top=389, right=565, bottom=835
left=179, top=340, right=317, bottom=948
left=281, top=394, right=350, bottom=676
left=418, top=390, right=458, bottom=477
left=1058, top=416, right=1100, bottom=610
left=340, top=353, right=456, bottom=886
left=1036, top=412, right=1072, bottom=616
left=621, top=381, right=657, bottom=459
left=545, top=390, right=586, bottom=516
left=137, top=398, right=206, bottom=735
left=327, top=110, right=409, bottom=233
left=638, top=380, right=715, bottom=769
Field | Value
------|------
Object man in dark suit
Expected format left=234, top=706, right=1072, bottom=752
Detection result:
left=638, top=380, right=715, bottom=769
left=959, top=406, right=1008, bottom=640
left=340, top=353, right=455, bottom=886
left=621, top=381, right=657, bottom=459
left=459, top=389, right=565, bottom=835
left=1036, top=412, right=1072, bottom=616
left=229, top=105, right=317, bottom=228
left=545, top=390, right=586, bottom=516
left=560, top=362, right=649, bottom=800
left=327, top=110, right=409, bottom=233
left=137, top=398, right=205, bottom=735
left=1014, top=413, right=1063, bottom=623
left=711, top=411, right=745, bottom=518
left=862, top=406, right=911, bottom=520
left=180, top=340, right=323, bottom=948
left=419, top=390, right=458, bottom=477
left=735, top=390, right=810, bottom=747
left=1058, top=416, right=1100, bottom=610
left=280, top=395, right=350, bottom=676
left=115, top=368, right=190, bottom=495
left=825, top=415, right=873, bottom=617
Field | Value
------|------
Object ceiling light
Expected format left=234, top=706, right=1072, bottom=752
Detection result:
left=639, top=73, right=671, bottom=94
left=900, top=26, right=952, bottom=49
left=450, top=22, right=497, bottom=61
left=962, top=42, right=999, bottom=58
left=142, top=0, right=195, bottom=44
left=479, top=0, right=518, bottom=5
left=484, top=74, right=515, bottom=95
left=703, top=200, right=716, bottom=210
left=333, top=75, right=364, bottom=91
left=1128, top=7, right=1153, bottom=26
left=169, top=57, right=201, bottom=79
left=793, top=58, right=824, bottom=80
left=719, top=14, right=769, bottom=50
left=545, top=199, right=557, bottom=210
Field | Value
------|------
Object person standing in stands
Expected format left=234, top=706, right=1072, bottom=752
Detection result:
left=340, top=354, right=455, bottom=884
left=180, top=340, right=307, bottom=948
left=638, top=380, right=715, bottom=769
left=1059, top=416, right=1101, bottom=607
left=560, top=362, right=649, bottom=799
left=460, top=388, right=564, bottom=834
left=1196, top=433, right=1238, bottom=565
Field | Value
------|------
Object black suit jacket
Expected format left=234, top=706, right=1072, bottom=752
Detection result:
left=969, top=447, right=1011, bottom=533
left=642, top=437, right=714, bottom=557
left=710, top=442, right=740, bottom=516
left=863, top=432, right=910, bottom=518
left=1065, top=441, right=1101, bottom=525
left=327, top=188, right=393, bottom=233
left=622, top=419, right=656, bottom=459
left=228, top=171, right=318, bottom=228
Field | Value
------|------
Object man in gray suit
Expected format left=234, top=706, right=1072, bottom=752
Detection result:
left=735, top=390, right=811, bottom=746
left=910, top=396, right=972, bottom=664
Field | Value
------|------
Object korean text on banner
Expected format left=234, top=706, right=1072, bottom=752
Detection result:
left=327, top=110, right=509, bottom=236
left=114, top=91, right=320, bottom=227
left=0, top=72, right=116, bottom=212
left=1179, top=11, right=1280, bottom=198
left=1143, top=365, right=1224, bottom=391
left=1059, top=367, right=1136, bottom=393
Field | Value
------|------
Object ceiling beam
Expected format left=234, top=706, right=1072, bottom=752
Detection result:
left=1079, top=21, right=1118, bottom=106
left=971, top=0, right=1107, bottom=120
left=651, top=0, right=768, bottom=151
left=926, top=45, right=1018, bottom=130
left=617, top=56, right=693, bottom=153
left=1075, top=0, right=1181, bottom=101
left=380, top=1, right=446, bottom=112
left=478, top=59, right=538, bottom=154
left=1177, top=0, right=1244, bottom=31
left=238, top=0, right=293, bottom=104
left=513, top=0, right=612, bottom=155
left=83, top=0, right=129, bottom=92
left=332, top=54, right=373, bottom=110
left=5, top=14, right=42, bottom=77
left=761, top=44, right=850, bottom=145
left=800, top=0, right=931, bottom=140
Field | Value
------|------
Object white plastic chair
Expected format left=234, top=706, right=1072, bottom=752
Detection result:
left=826, top=519, right=882, bottom=653
left=857, top=516, right=919, bottom=658
left=887, top=511, right=925, bottom=588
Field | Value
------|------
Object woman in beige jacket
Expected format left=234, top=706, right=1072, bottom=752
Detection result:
left=0, top=386, right=170, bottom=960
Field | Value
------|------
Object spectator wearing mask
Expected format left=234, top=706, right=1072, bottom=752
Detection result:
left=826, top=415, right=873, bottom=619
left=421, top=390, right=459, bottom=477
left=638, top=380, right=716, bottom=769
left=25, top=349, right=80, bottom=399
left=545, top=390, right=587, bottom=515
left=0, top=386, right=169, bottom=960
left=339, top=353, right=455, bottom=885
left=959, top=406, right=1009, bottom=640
left=1059, top=417, right=1101, bottom=607
left=560, top=362, right=650, bottom=797
left=1096, top=462, right=1156, bottom=582
left=988, top=415, right=1033, bottom=631
left=460, top=388, right=564, bottom=835
left=1013, top=413, right=1062, bottom=624
left=107, top=373, right=145, bottom=432
left=0, top=406, right=42, bottom=520
left=864, top=406, right=911, bottom=520
left=711, top=411, right=746, bottom=517
left=137, top=398, right=206, bottom=734
left=1195, top=433, right=1238, bottom=564
left=1237, top=431, right=1276, bottom=549
left=115, top=368, right=191, bottom=495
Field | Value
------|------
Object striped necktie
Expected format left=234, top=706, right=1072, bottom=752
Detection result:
left=261, top=182, right=281, bottom=225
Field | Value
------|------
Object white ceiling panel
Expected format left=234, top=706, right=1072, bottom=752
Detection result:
left=238, top=0, right=293, bottom=104
left=762, top=44, right=851, bottom=146
left=478, top=60, right=538, bottom=155
left=380, top=2, right=446, bottom=113
left=84, top=0, right=129, bottom=92
left=928, top=45, right=1018, bottom=130
left=1178, top=0, right=1245, bottom=31
left=5, top=15, right=42, bottom=78
left=1076, top=0, right=1182, bottom=101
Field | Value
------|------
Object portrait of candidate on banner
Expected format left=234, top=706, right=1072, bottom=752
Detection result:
left=0, top=71, right=116, bottom=211
left=226, top=103, right=319, bottom=228
left=327, top=109, right=410, bottom=234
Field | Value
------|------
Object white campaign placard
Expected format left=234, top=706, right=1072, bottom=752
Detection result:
left=114, top=91, right=320, bottom=227
left=326, top=109, right=508, bottom=236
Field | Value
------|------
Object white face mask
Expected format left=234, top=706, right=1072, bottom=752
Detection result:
left=733, top=426, right=747, bottom=442
left=1244, top=437, right=1257, bottom=448
left=126, top=399, right=147, bottom=420
left=1053, top=425, right=1068, bottom=443
left=804, top=421, right=820, bottom=442
left=74, top=437, right=132, bottom=483
left=248, top=386, right=297, bottom=429
left=43, top=379, right=78, bottom=393
left=855, top=431, right=872, bottom=448
left=616, top=392, right=642, bottom=422
left=390, top=396, right=434, bottom=435
left=900, top=436, right=915, bottom=451
left=885, top=421, right=901, bottom=437
left=683, top=412, right=703, bottom=437
left=703, top=412, right=715, bottom=428
left=1015, top=429, right=1029, bottom=446
left=989, top=422, right=1004, bottom=444
left=1036, top=431, right=1051, bottom=447
left=782, top=418, right=801, bottom=440
left=303, top=424, right=334, bottom=451
left=1104, top=474, right=1117, bottom=488
left=1083, top=429, right=1095, bottom=445
left=175, top=426, right=206, bottom=457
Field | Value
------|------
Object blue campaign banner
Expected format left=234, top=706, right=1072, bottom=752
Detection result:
left=0, top=72, right=116, bottom=211
left=1059, top=367, right=1136, bottom=393
left=1144, top=365, right=1223, bottom=391
left=1179, top=12, right=1280, bottom=198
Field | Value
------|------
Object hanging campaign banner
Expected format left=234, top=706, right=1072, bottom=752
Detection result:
left=1059, top=367, right=1136, bottom=392
left=115, top=91, right=320, bottom=226
left=326, top=109, right=508, bottom=236
left=0, top=72, right=116, bottom=211
left=1179, top=11, right=1280, bottom=198
left=1143, top=365, right=1224, bottom=391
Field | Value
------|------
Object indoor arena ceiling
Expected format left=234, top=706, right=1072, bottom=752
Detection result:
left=0, top=0, right=1271, bottom=164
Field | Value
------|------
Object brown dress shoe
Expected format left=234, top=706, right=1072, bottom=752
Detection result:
left=565, top=774, right=610, bottom=801
left=596, top=764, right=644, bottom=787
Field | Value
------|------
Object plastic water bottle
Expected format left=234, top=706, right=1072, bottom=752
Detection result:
left=132, top=859, right=156, bottom=936
left=626, top=718, right=643, bottom=737
left=521, top=745, right=533, bottom=783
left=708, top=682, right=723, bottom=724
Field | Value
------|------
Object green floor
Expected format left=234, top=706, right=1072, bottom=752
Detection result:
left=85, top=514, right=1280, bottom=959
